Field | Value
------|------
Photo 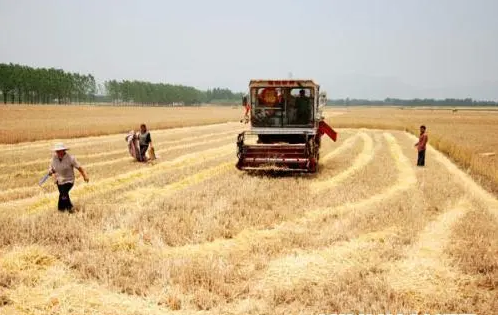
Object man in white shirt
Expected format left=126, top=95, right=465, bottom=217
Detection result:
left=48, top=143, right=89, bottom=212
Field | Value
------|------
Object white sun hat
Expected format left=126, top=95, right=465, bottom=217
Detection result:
left=52, top=142, right=69, bottom=151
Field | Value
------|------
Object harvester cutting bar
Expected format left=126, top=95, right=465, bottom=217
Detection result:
left=236, top=143, right=312, bottom=171
left=243, top=144, right=306, bottom=156
left=245, top=158, right=308, bottom=163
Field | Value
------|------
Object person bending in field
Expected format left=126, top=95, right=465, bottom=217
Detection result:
left=48, top=142, right=89, bottom=212
left=138, top=123, right=153, bottom=162
left=414, top=125, right=428, bottom=166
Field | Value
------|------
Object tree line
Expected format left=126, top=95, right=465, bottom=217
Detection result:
left=104, top=80, right=206, bottom=105
left=0, top=63, right=96, bottom=104
left=103, top=81, right=243, bottom=105
left=2, top=63, right=496, bottom=106
left=0, top=63, right=243, bottom=105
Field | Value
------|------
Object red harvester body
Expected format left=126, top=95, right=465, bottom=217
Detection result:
left=236, top=79, right=337, bottom=173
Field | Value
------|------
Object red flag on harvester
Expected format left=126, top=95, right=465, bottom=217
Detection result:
left=318, top=121, right=338, bottom=142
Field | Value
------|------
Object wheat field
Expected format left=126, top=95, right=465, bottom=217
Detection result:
left=0, top=106, right=497, bottom=315
left=0, top=105, right=243, bottom=144
left=328, top=106, right=498, bottom=194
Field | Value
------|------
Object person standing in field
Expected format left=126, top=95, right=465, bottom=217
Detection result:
left=242, top=95, right=251, bottom=123
left=138, top=123, right=153, bottom=162
left=414, top=125, right=428, bottom=166
left=48, top=143, right=89, bottom=212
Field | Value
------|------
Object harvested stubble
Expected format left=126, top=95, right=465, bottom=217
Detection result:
left=0, top=109, right=497, bottom=314
left=325, top=106, right=498, bottom=194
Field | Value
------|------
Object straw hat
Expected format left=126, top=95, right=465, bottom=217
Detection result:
left=52, top=142, right=69, bottom=151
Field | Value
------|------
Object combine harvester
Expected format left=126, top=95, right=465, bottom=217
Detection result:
left=236, top=79, right=338, bottom=173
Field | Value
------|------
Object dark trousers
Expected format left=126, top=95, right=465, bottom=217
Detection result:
left=57, top=182, right=74, bottom=211
left=417, top=149, right=426, bottom=166
left=139, top=144, right=149, bottom=162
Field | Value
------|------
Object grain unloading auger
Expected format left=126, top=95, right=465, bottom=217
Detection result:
left=236, top=79, right=337, bottom=173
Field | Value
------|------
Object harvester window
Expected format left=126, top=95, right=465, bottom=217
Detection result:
left=287, top=88, right=313, bottom=125
left=250, top=87, right=285, bottom=127
left=290, top=88, right=312, bottom=98
left=250, top=86, right=314, bottom=127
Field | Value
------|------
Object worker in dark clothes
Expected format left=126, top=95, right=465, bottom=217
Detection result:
left=294, top=89, right=311, bottom=124
left=138, top=123, right=153, bottom=162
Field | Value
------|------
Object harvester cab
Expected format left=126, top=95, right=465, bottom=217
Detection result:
left=236, top=79, right=338, bottom=173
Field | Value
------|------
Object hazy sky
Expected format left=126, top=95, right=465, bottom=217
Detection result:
left=1, top=0, right=497, bottom=99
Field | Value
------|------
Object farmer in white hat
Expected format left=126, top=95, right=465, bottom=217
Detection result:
left=48, top=142, right=89, bottom=212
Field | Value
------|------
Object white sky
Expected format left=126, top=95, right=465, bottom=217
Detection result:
left=1, top=0, right=497, bottom=100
